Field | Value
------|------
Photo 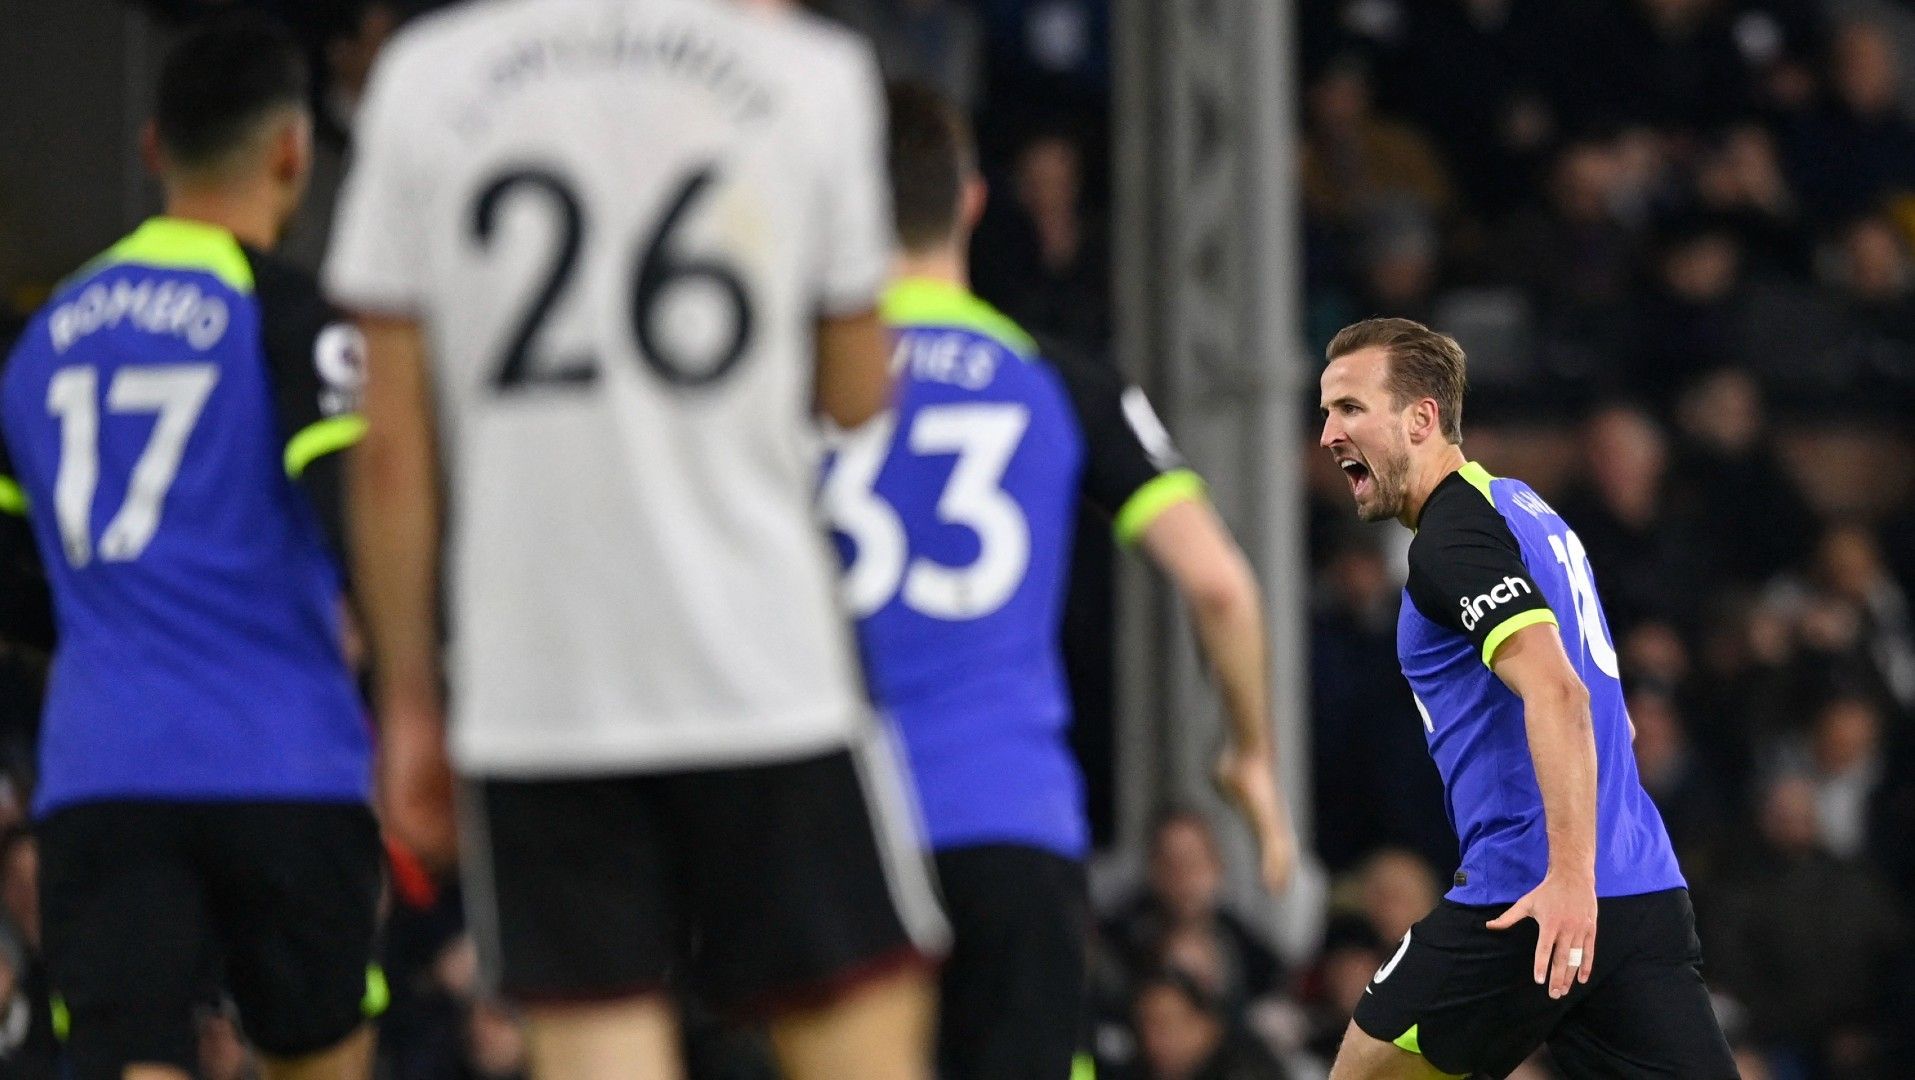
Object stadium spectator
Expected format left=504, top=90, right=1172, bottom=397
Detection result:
left=1631, top=216, right=1751, bottom=401
left=1712, top=773, right=1908, bottom=1077
left=1301, top=57, right=1454, bottom=235
left=1484, top=140, right=1642, bottom=382
left=1629, top=687, right=1735, bottom=891
left=1546, top=0, right=1759, bottom=134
left=1690, top=123, right=1810, bottom=280
left=1353, top=849, right=1440, bottom=947
left=1556, top=405, right=1704, bottom=636
left=1666, top=367, right=1819, bottom=593
left=1125, top=967, right=1290, bottom=1080
left=1309, top=539, right=1454, bottom=877
left=970, top=126, right=1112, bottom=353
left=1103, top=811, right=1286, bottom=1010
left=1785, top=20, right=1915, bottom=224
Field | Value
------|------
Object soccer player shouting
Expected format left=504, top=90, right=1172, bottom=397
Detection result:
left=1318, top=318, right=1736, bottom=1079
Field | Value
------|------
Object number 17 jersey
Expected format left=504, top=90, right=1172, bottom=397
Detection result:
left=826, top=279, right=1201, bottom=858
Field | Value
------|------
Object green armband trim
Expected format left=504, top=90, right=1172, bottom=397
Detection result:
left=1113, top=468, right=1206, bottom=545
left=362, top=965, right=391, bottom=1018
left=285, top=414, right=368, bottom=478
left=0, top=476, right=25, bottom=517
left=1482, top=608, right=1559, bottom=667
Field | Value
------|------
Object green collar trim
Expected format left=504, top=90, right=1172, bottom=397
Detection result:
left=881, top=277, right=1036, bottom=358
left=1458, top=460, right=1495, bottom=502
left=86, top=217, right=254, bottom=294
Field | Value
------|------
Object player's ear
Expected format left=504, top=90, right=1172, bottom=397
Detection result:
left=273, top=109, right=314, bottom=188
left=140, top=120, right=165, bottom=179
left=960, top=174, right=988, bottom=235
left=1408, top=397, right=1440, bottom=445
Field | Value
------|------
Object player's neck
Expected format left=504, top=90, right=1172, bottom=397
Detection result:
left=162, top=186, right=284, bottom=252
left=1399, top=444, right=1470, bottom=529
left=893, top=247, right=969, bottom=291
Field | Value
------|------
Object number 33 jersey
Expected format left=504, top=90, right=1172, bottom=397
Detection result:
left=0, top=218, right=370, bottom=815
left=324, top=0, right=893, bottom=773
left=824, top=279, right=1200, bottom=859
left=1399, top=462, right=1683, bottom=905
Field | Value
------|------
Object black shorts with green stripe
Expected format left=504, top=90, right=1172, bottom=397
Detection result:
left=38, top=800, right=383, bottom=1077
left=1352, top=888, right=1736, bottom=1079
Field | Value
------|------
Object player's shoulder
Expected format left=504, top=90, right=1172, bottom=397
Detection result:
left=1410, top=465, right=1516, bottom=559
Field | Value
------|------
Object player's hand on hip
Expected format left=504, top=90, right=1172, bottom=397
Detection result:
left=1213, top=746, right=1295, bottom=893
left=1485, top=871, right=1597, bottom=999
left=377, top=694, right=459, bottom=871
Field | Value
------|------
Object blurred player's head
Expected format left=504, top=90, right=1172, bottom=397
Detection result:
left=1319, top=317, right=1467, bottom=524
left=145, top=13, right=314, bottom=238
left=886, top=81, right=985, bottom=264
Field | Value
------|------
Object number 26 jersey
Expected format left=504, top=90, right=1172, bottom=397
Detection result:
left=324, top=0, right=893, bottom=774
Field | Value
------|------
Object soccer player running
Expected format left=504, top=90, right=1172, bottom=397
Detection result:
left=0, top=17, right=380, bottom=1080
left=823, top=84, right=1294, bottom=1080
left=325, top=2, right=945, bottom=1079
left=1318, top=318, right=1736, bottom=1079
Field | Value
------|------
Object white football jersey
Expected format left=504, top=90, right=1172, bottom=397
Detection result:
left=324, top=0, right=890, bottom=775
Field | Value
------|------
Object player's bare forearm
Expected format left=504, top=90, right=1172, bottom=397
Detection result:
left=1492, top=623, right=1597, bottom=879
left=1523, top=677, right=1598, bottom=880
left=1139, top=499, right=1270, bottom=755
left=346, top=315, right=442, bottom=715
left=1139, top=499, right=1293, bottom=889
left=815, top=309, right=894, bottom=429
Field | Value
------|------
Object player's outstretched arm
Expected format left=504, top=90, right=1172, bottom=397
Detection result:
left=1137, top=498, right=1295, bottom=893
left=347, top=314, right=456, bottom=869
left=815, top=310, right=894, bottom=430
left=1487, top=622, right=1599, bottom=999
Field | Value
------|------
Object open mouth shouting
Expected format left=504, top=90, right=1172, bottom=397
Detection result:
left=1337, top=454, right=1373, bottom=501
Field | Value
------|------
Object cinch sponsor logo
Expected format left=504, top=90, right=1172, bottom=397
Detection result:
left=1459, top=575, right=1532, bottom=631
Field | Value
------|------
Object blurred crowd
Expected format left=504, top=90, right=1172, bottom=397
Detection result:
left=3, top=0, right=1915, bottom=1079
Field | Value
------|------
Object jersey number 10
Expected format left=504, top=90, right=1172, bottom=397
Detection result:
left=826, top=403, right=1032, bottom=621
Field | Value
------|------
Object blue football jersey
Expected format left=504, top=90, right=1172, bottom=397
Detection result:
left=825, top=278, right=1200, bottom=858
left=0, top=217, right=372, bottom=815
left=1399, top=462, right=1685, bottom=904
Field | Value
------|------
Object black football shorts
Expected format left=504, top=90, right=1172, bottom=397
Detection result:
left=460, top=735, right=949, bottom=1014
left=38, top=800, right=383, bottom=1079
left=1353, top=887, right=1737, bottom=1079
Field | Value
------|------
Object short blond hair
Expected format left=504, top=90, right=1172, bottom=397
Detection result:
left=1327, top=317, right=1467, bottom=443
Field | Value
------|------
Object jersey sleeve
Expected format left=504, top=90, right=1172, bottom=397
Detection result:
left=1406, top=484, right=1557, bottom=667
left=1051, top=351, right=1206, bottom=545
left=0, top=428, right=21, bottom=520
left=323, top=40, right=430, bottom=315
left=812, top=42, right=892, bottom=316
left=254, top=255, right=369, bottom=475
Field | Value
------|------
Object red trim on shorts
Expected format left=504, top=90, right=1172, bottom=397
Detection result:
left=509, top=981, right=672, bottom=1009
left=737, top=946, right=938, bottom=1021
